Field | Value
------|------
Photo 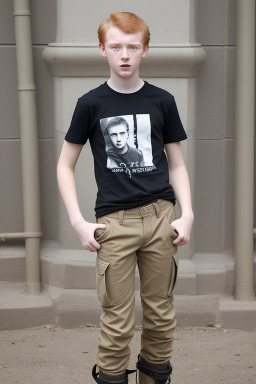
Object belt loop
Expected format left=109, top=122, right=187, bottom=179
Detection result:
left=118, top=210, right=124, bottom=225
left=153, top=202, right=161, bottom=218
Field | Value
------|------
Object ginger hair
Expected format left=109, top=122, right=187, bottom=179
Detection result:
left=98, top=12, right=150, bottom=48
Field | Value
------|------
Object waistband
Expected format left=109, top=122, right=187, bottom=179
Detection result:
left=101, top=199, right=173, bottom=223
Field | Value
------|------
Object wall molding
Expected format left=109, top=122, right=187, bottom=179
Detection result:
left=43, top=43, right=206, bottom=78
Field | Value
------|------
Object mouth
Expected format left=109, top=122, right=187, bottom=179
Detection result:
left=120, top=64, right=131, bottom=68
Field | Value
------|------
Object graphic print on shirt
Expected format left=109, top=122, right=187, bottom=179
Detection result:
left=100, top=114, right=156, bottom=178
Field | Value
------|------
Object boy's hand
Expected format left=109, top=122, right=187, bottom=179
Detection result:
left=72, top=219, right=106, bottom=252
left=170, top=214, right=194, bottom=246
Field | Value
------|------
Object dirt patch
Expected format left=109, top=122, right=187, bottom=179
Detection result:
left=0, top=326, right=255, bottom=383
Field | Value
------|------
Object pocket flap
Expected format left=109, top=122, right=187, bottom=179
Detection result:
left=96, top=258, right=110, bottom=275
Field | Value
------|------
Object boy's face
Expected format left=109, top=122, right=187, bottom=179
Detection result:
left=99, top=26, right=149, bottom=80
left=108, top=124, right=129, bottom=149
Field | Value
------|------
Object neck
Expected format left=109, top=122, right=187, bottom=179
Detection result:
left=107, top=73, right=144, bottom=94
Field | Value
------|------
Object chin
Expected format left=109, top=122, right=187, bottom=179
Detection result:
left=119, top=72, right=133, bottom=78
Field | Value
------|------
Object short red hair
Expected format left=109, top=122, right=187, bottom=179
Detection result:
left=98, top=12, right=150, bottom=48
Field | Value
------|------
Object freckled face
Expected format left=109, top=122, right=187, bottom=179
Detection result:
left=108, top=124, right=129, bottom=149
left=99, top=26, right=149, bottom=79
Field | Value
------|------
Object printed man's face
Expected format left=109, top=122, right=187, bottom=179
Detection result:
left=108, top=124, right=129, bottom=149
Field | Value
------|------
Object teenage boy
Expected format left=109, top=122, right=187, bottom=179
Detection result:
left=57, top=12, right=194, bottom=384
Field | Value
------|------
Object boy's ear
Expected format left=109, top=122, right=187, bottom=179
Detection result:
left=99, top=43, right=107, bottom=57
left=142, top=45, right=149, bottom=58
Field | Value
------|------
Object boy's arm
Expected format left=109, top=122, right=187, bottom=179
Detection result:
left=165, top=142, right=194, bottom=246
left=57, top=141, right=106, bottom=252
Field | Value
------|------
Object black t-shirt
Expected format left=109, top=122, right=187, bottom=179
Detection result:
left=65, top=81, right=187, bottom=218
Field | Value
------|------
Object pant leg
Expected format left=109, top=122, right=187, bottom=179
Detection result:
left=137, top=201, right=178, bottom=364
left=95, top=214, right=140, bottom=376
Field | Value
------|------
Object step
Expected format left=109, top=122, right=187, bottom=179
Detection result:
left=42, top=291, right=256, bottom=331
left=0, top=245, right=25, bottom=283
left=49, top=287, right=221, bottom=329
left=41, top=241, right=233, bottom=295
left=0, top=283, right=54, bottom=330
left=1, top=242, right=235, bottom=296
left=1, top=283, right=255, bottom=331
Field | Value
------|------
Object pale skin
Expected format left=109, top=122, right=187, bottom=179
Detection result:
left=57, top=25, right=194, bottom=252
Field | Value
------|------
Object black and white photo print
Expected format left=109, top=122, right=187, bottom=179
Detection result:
left=100, top=114, right=155, bottom=173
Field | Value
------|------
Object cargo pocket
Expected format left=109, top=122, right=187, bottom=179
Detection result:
left=167, top=252, right=179, bottom=296
left=96, top=257, right=112, bottom=306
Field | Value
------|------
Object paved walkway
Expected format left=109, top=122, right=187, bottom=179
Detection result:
left=0, top=325, right=256, bottom=384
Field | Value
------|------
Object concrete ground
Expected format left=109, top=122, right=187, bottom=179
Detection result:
left=0, top=325, right=255, bottom=384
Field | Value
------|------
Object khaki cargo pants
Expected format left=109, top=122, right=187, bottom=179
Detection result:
left=95, top=199, right=178, bottom=376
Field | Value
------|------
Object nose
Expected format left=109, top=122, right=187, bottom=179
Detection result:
left=117, top=133, right=121, bottom=141
left=121, top=48, right=129, bottom=60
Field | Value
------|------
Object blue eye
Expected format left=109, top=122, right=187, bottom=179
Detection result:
left=112, top=46, right=120, bottom=51
left=129, top=47, right=137, bottom=51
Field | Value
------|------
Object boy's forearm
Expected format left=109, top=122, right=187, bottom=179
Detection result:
left=57, top=163, right=85, bottom=226
left=57, top=161, right=106, bottom=252
left=169, top=165, right=194, bottom=218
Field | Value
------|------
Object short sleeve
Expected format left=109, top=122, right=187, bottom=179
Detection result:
left=65, top=99, right=90, bottom=145
left=163, top=98, right=187, bottom=144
